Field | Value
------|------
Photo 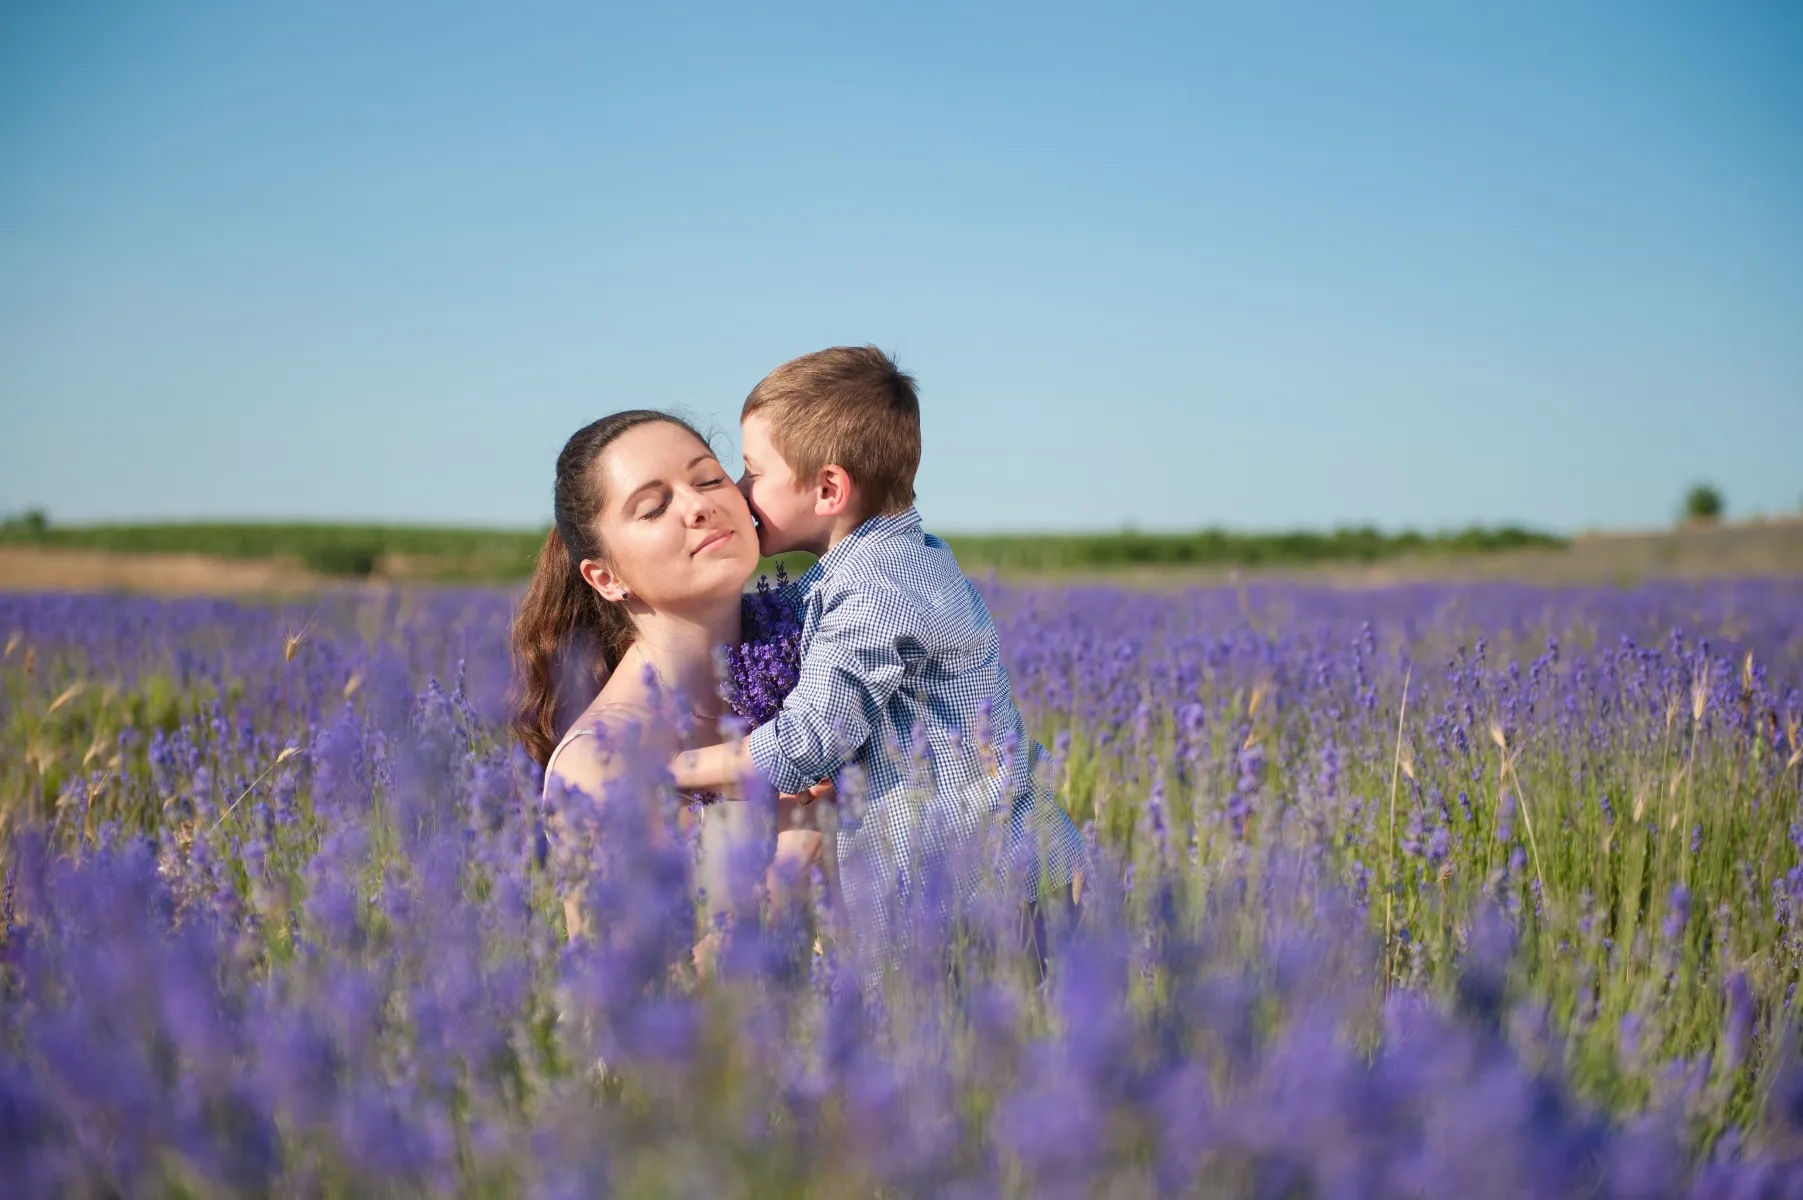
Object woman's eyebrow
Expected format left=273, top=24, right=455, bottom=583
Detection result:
left=621, top=479, right=668, bottom=508
left=619, top=456, right=717, bottom=509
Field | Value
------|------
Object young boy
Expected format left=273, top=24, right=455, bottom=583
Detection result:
left=671, top=345, right=1084, bottom=974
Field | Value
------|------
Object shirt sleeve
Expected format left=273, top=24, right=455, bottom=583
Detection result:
left=747, top=583, right=918, bottom=793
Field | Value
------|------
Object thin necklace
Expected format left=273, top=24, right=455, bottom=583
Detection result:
left=634, top=647, right=726, bottom=807
left=634, top=647, right=720, bottom=726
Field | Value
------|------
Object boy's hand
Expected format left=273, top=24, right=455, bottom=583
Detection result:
left=782, top=778, right=835, bottom=806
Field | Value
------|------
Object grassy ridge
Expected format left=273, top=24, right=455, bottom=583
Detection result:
left=0, top=519, right=544, bottom=578
left=940, top=524, right=1561, bottom=571
left=0, top=515, right=1563, bottom=578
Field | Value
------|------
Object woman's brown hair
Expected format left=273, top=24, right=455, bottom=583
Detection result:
left=510, top=409, right=712, bottom=766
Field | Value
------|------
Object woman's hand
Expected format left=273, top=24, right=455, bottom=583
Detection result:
left=773, top=784, right=829, bottom=864
left=768, top=828, right=824, bottom=910
left=772, top=828, right=824, bottom=870
left=768, top=780, right=831, bottom=904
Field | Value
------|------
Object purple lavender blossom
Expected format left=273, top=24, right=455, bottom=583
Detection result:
left=1664, top=884, right=1692, bottom=944
left=725, top=567, right=803, bottom=727
left=3, top=578, right=1803, bottom=1192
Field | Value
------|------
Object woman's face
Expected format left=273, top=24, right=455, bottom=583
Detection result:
left=580, top=421, right=759, bottom=612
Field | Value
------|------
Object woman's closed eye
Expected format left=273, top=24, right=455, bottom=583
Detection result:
left=637, top=477, right=725, bottom=520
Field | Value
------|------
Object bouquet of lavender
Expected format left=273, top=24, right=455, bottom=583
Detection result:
left=725, top=565, right=803, bottom=726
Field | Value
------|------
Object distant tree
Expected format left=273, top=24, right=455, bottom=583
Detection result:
left=301, top=539, right=381, bottom=578
left=1, top=508, right=49, bottom=538
left=1682, top=483, right=1724, bottom=524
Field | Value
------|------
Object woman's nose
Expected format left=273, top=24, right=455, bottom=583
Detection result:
left=682, top=488, right=716, bottom=524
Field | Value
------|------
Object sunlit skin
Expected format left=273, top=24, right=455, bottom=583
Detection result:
left=564, top=420, right=760, bottom=742
left=667, top=412, right=868, bottom=795
left=541, top=421, right=823, bottom=936
left=736, top=411, right=866, bottom=559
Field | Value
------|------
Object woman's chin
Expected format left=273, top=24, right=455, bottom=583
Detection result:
left=693, top=547, right=759, bottom=594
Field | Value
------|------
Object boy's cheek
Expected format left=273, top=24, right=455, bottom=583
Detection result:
left=740, top=488, right=768, bottom=533
left=760, top=525, right=794, bottom=556
left=745, top=497, right=783, bottom=554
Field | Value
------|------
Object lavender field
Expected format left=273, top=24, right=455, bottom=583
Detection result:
left=4, top=579, right=1803, bottom=1196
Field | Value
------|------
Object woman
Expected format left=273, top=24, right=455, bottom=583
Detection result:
left=510, top=409, right=821, bottom=941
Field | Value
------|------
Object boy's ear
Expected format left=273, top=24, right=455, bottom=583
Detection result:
left=813, top=464, right=858, bottom=518
left=579, top=558, right=631, bottom=603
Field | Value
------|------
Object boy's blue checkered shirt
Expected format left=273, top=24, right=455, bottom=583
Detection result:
left=746, top=507, right=1085, bottom=958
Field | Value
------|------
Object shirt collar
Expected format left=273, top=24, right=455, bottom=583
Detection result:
left=807, top=506, right=922, bottom=583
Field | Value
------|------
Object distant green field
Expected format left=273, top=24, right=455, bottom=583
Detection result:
left=0, top=513, right=1564, bottom=580
left=0, top=518, right=545, bottom=579
left=940, top=524, right=1562, bottom=572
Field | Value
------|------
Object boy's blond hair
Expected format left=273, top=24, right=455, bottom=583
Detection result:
left=742, top=346, right=920, bottom=518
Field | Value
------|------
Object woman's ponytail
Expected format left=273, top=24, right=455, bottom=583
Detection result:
left=511, top=529, right=610, bottom=765
left=509, top=409, right=709, bottom=766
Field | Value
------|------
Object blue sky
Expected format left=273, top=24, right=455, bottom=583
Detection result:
left=2, top=2, right=1798, bottom=533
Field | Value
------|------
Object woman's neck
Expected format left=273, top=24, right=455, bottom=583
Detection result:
left=626, top=596, right=741, bottom=714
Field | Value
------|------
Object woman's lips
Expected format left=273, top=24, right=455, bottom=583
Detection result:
left=692, top=529, right=735, bottom=555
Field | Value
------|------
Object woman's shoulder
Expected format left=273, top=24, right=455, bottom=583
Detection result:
left=544, top=702, right=680, bottom=792
left=556, top=702, right=679, bottom=758
left=571, top=699, right=662, bottom=733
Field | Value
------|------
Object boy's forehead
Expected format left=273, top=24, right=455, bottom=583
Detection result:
left=740, top=411, right=774, bottom=450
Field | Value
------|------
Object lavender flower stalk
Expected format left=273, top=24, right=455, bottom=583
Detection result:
left=725, top=565, right=803, bottom=727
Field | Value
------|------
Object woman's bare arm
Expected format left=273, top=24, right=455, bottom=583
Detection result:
left=545, top=706, right=682, bottom=941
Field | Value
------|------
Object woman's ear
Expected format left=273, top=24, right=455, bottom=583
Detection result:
left=579, top=558, right=631, bottom=603
left=813, top=464, right=858, bottom=518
